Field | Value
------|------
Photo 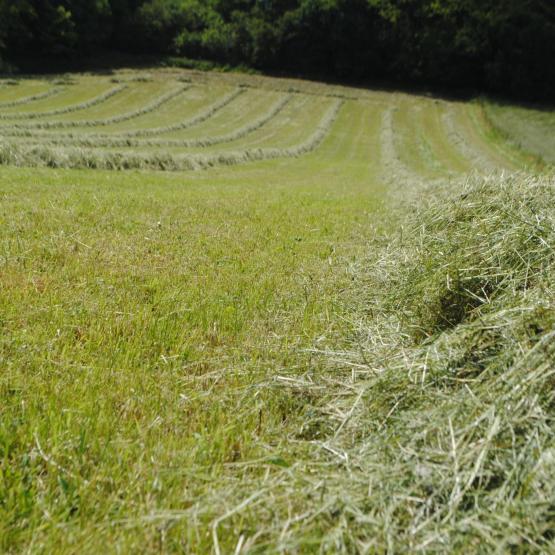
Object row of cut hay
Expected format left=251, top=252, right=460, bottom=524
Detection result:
left=479, top=101, right=553, bottom=167
left=111, top=87, right=246, bottom=138
left=0, top=86, right=63, bottom=109
left=9, top=87, right=248, bottom=139
left=381, top=102, right=502, bottom=181
left=10, top=93, right=293, bottom=149
left=0, top=99, right=343, bottom=171
left=0, top=85, right=191, bottom=131
left=442, top=105, right=496, bottom=171
left=379, top=107, right=425, bottom=185
left=219, top=171, right=554, bottom=552
left=0, top=85, right=126, bottom=120
left=110, top=74, right=153, bottom=83
left=307, top=171, right=555, bottom=551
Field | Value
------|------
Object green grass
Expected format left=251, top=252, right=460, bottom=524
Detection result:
left=0, top=80, right=53, bottom=105
left=1, top=68, right=554, bottom=553
left=0, top=80, right=120, bottom=118
left=482, top=100, right=555, bottom=165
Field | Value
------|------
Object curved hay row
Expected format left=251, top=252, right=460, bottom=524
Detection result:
left=11, top=87, right=247, bottom=139
left=0, top=99, right=343, bottom=171
left=0, top=86, right=64, bottom=109
left=442, top=106, right=497, bottom=172
left=417, top=101, right=473, bottom=175
left=404, top=104, right=448, bottom=176
left=0, top=85, right=126, bottom=120
left=14, top=93, right=293, bottom=149
left=379, top=107, right=423, bottom=186
left=1, top=85, right=191, bottom=131
left=112, top=87, right=247, bottom=139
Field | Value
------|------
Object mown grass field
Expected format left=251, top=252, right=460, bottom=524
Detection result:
left=1, top=69, right=554, bottom=553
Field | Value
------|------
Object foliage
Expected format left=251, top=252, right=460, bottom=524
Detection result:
left=0, top=0, right=553, bottom=99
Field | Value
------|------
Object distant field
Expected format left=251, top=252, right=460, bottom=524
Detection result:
left=1, top=70, right=554, bottom=553
left=0, top=71, right=539, bottom=172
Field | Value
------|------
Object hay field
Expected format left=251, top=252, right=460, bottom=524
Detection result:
left=1, top=69, right=554, bottom=553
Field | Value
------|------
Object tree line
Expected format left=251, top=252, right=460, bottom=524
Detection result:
left=1, top=0, right=553, bottom=100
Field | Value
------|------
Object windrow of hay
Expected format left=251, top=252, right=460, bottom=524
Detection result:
left=0, top=85, right=126, bottom=120
left=245, top=171, right=555, bottom=552
left=0, top=85, right=190, bottom=130
left=480, top=101, right=555, bottom=167
left=114, top=87, right=246, bottom=139
left=0, top=99, right=343, bottom=171
left=110, top=74, right=153, bottom=83
left=380, top=107, right=422, bottom=185
left=8, top=93, right=293, bottom=148
left=0, top=86, right=63, bottom=109
left=442, top=105, right=495, bottom=172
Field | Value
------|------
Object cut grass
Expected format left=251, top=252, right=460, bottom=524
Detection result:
left=0, top=84, right=125, bottom=120
left=0, top=98, right=342, bottom=171
left=94, top=87, right=244, bottom=138
left=0, top=84, right=189, bottom=130
left=4, top=92, right=291, bottom=149
left=390, top=99, right=441, bottom=178
left=0, top=83, right=234, bottom=138
left=316, top=172, right=555, bottom=552
left=0, top=80, right=51, bottom=103
left=0, top=101, right=385, bottom=550
left=0, top=86, right=63, bottom=109
left=0, top=69, right=554, bottom=553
